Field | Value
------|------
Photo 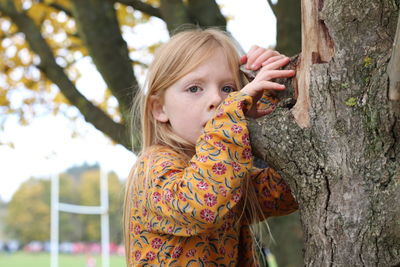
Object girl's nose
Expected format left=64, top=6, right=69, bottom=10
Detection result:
left=207, top=90, right=223, bottom=111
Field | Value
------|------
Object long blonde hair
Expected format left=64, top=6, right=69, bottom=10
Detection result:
left=123, top=27, right=269, bottom=265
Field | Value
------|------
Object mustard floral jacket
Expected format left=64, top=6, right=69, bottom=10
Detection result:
left=127, top=91, right=298, bottom=266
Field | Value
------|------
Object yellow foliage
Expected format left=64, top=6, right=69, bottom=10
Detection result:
left=44, top=0, right=71, bottom=9
left=13, top=0, right=24, bottom=12
left=144, top=0, right=160, bottom=7
left=147, top=42, right=162, bottom=54
left=19, top=115, right=28, bottom=125
left=68, top=35, right=88, bottom=56
left=116, top=4, right=137, bottom=27
left=44, top=79, right=54, bottom=92
left=52, top=103, right=60, bottom=116
left=139, top=13, right=151, bottom=23
left=24, top=77, right=41, bottom=91
left=27, top=3, right=48, bottom=25
left=53, top=91, right=68, bottom=104
left=0, top=0, right=165, bottom=132
left=23, top=97, right=35, bottom=105
left=0, top=89, right=10, bottom=106
left=99, top=89, right=111, bottom=110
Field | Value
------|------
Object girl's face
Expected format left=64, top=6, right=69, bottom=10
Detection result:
left=152, top=49, right=237, bottom=145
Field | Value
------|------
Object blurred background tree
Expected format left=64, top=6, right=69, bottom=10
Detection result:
left=6, top=178, right=50, bottom=244
left=5, top=164, right=124, bottom=245
left=0, top=0, right=303, bottom=265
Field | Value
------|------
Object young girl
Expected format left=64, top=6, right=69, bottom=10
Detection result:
left=124, top=28, right=298, bottom=266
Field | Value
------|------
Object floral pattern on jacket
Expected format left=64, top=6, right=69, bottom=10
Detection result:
left=127, top=91, right=298, bottom=266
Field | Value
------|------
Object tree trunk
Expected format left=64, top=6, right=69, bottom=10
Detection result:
left=251, top=0, right=400, bottom=266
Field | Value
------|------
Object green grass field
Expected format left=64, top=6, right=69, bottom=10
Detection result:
left=0, top=252, right=125, bottom=267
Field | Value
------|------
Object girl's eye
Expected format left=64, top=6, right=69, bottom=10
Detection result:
left=188, top=86, right=201, bottom=93
left=221, top=86, right=235, bottom=93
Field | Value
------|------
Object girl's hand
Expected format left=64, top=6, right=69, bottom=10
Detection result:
left=240, top=45, right=283, bottom=71
left=241, top=54, right=295, bottom=118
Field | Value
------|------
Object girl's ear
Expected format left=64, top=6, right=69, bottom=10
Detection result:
left=150, top=95, right=169, bottom=122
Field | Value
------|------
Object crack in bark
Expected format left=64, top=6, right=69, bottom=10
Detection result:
left=360, top=228, right=366, bottom=266
left=375, top=224, right=392, bottom=266
left=323, top=173, right=334, bottom=267
left=375, top=234, right=380, bottom=266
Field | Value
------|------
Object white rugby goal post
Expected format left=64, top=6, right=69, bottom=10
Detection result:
left=50, top=168, right=110, bottom=267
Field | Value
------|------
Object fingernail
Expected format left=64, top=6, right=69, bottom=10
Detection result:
left=251, top=64, right=257, bottom=69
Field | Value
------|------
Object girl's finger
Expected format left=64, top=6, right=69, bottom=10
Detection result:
left=247, top=45, right=259, bottom=56
left=246, top=46, right=265, bottom=69
left=257, top=80, right=286, bottom=91
left=252, top=50, right=280, bottom=69
left=257, top=69, right=296, bottom=81
left=261, top=55, right=286, bottom=66
left=246, top=81, right=286, bottom=94
left=261, top=57, right=291, bottom=71
left=240, top=55, right=247, bottom=65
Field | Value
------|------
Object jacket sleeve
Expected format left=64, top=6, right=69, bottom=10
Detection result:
left=241, top=167, right=298, bottom=225
left=256, top=89, right=279, bottom=111
left=140, top=91, right=254, bottom=236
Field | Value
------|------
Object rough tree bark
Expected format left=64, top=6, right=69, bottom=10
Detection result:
left=249, top=0, right=400, bottom=265
left=264, top=1, right=304, bottom=265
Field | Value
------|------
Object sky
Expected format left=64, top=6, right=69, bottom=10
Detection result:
left=0, top=0, right=276, bottom=202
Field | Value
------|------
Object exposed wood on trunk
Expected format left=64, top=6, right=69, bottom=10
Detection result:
left=294, top=0, right=334, bottom=128
left=387, top=12, right=400, bottom=101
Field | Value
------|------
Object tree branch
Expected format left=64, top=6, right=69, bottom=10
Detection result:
left=187, top=0, right=226, bottom=29
left=70, top=0, right=139, bottom=122
left=266, top=0, right=276, bottom=15
left=159, top=0, right=191, bottom=34
left=48, top=3, right=73, bottom=17
left=387, top=12, right=400, bottom=101
left=117, top=0, right=162, bottom=19
left=131, top=59, right=148, bottom=68
left=37, top=0, right=73, bottom=17
left=0, top=0, right=131, bottom=149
